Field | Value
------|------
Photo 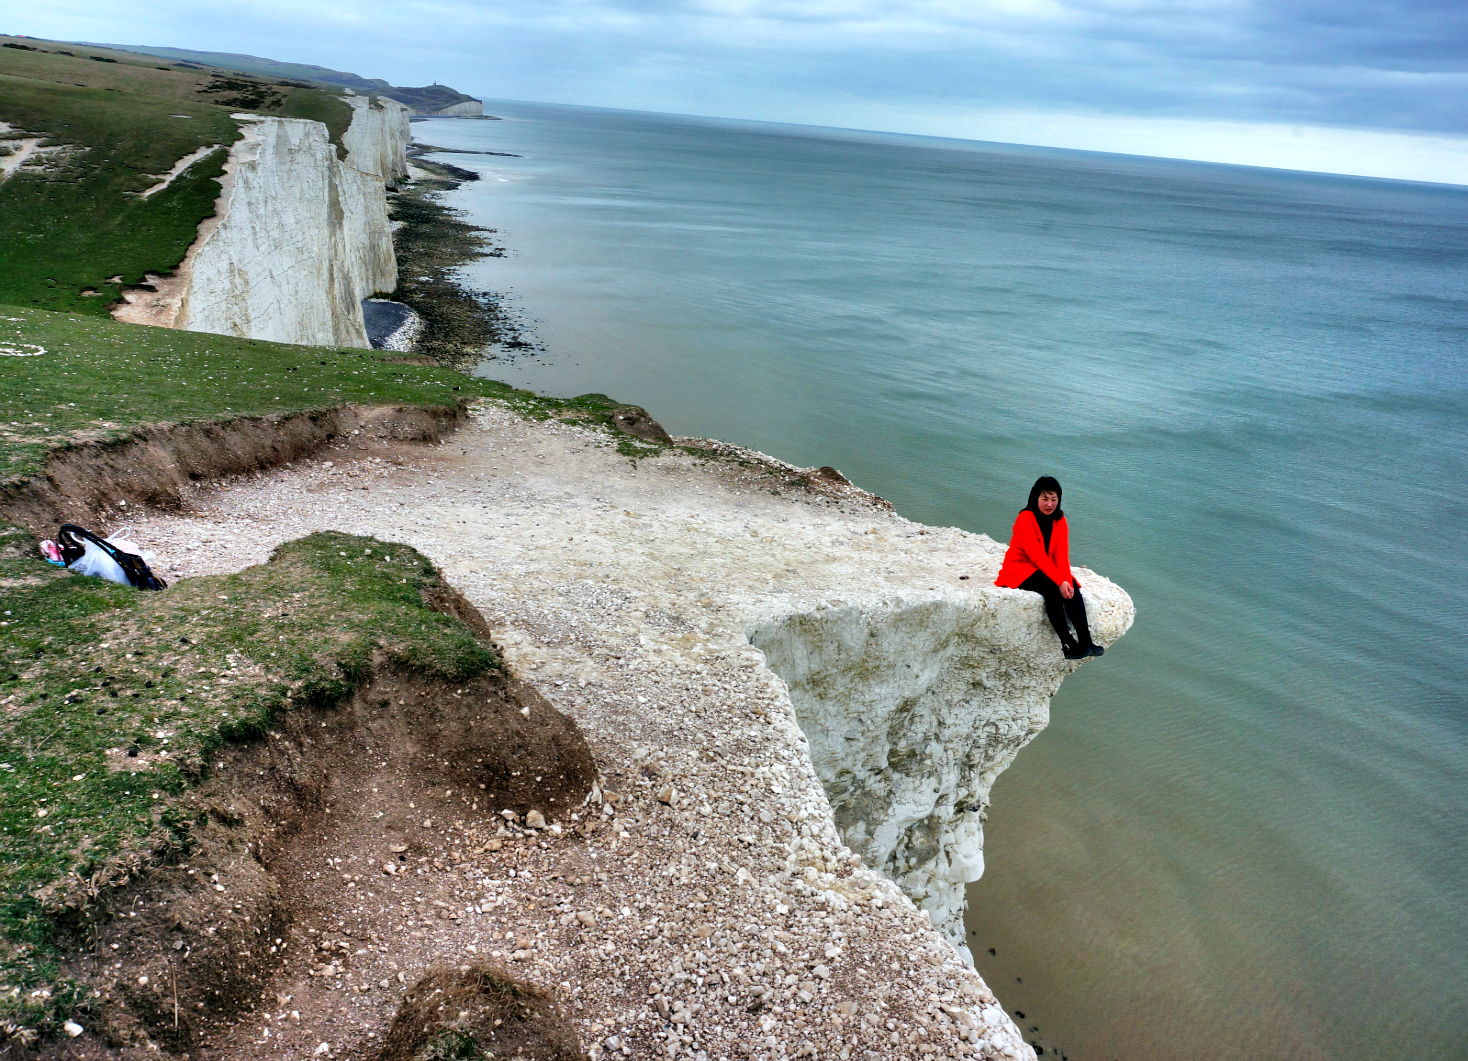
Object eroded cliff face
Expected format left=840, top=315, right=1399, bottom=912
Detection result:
left=750, top=577, right=1134, bottom=962
left=428, top=100, right=484, bottom=117
left=114, top=97, right=409, bottom=347
left=341, top=95, right=412, bottom=184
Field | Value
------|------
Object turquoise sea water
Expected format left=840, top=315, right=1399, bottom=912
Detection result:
left=419, top=103, right=1468, bottom=1060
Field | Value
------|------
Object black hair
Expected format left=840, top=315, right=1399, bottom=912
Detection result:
left=1024, top=476, right=1063, bottom=519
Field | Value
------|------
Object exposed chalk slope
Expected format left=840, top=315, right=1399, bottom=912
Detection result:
left=127, top=403, right=1132, bottom=1060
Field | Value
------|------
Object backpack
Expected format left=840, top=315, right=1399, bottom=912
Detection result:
left=57, top=524, right=168, bottom=591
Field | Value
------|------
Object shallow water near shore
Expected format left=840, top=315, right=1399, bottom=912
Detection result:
left=419, top=102, right=1468, bottom=1060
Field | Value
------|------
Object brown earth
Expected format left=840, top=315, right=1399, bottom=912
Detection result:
left=48, top=660, right=596, bottom=1061
left=380, top=963, right=583, bottom=1061
left=0, top=403, right=465, bottom=545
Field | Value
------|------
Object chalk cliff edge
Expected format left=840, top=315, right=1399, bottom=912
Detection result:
left=114, top=95, right=411, bottom=347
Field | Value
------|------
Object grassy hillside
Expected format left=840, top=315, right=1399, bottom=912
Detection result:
left=83, top=43, right=398, bottom=94
left=83, top=41, right=482, bottom=112
left=0, top=36, right=352, bottom=314
left=1, top=38, right=218, bottom=103
left=0, top=76, right=236, bottom=316
left=0, top=35, right=353, bottom=117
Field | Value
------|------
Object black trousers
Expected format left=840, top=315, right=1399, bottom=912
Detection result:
left=1019, top=571, right=1093, bottom=648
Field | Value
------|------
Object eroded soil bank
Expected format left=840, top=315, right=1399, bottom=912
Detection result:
left=72, top=666, right=595, bottom=1061
left=0, top=403, right=465, bottom=540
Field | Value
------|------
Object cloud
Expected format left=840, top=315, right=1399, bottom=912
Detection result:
left=337, top=0, right=1466, bottom=135
left=9, top=0, right=1466, bottom=178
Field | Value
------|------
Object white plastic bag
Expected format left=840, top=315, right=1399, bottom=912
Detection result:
left=105, top=537, right=156, bottom=564
left=105, top=529, right=157, bottom=564
left=69, top=539, right=130, bottom=586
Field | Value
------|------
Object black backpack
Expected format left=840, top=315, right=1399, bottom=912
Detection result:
left=57, top=524, right=168, bottom=591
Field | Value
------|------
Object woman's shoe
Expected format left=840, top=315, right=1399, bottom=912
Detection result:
left=1087, top=643, right=1105, bottom=657
left=1062, top=643, right=1089, bottom=660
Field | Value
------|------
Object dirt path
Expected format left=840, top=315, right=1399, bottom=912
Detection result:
left=123, top=403, right=1052, bottom=1061
left=139, top=143, right=223, bottom=198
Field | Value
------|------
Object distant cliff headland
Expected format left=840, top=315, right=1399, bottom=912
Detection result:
left=76, top=41, right=489, bottom=116
left=0, top=35, right=1130, bottom=1060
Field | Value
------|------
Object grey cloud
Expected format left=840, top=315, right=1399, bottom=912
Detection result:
left=20, top=0, right=1465, bottom=135
left=477, top=0, right=1468, bottom=132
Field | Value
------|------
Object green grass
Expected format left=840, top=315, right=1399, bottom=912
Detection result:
left=0, top=532, right=501, bottom=1038
left=0, top=307, right=508, bottom=483
left=274, top=87, right=354, bottom=149
left=0, top=36, right=221, bottom=104
left=0, top=75, right=242, bottom=315
left=471, top=386, right=678, bottom=459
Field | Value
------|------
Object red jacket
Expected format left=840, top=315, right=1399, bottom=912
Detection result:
left=995, top=510, right=1077, bottom=589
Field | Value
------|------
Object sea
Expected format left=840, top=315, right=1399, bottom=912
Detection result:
left=413, top=101, right=1468, bottom=1061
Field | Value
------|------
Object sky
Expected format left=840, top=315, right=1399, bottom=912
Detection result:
left=11, top=0, right=1468, bottom=183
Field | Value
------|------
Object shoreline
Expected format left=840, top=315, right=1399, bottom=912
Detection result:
left=381, top=146, right=537, bottom=367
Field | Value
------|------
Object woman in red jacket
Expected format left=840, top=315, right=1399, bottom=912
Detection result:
left=995, top=476, right=1103, bottom=661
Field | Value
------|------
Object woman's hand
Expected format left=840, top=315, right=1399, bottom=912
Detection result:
left=1060, top=581, right=1074, bottom=599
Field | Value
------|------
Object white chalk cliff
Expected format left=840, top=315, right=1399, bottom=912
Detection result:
left=340, top=95, right=412, bottom=185
left=426, top=100, right=483, bottom=117
left=114, top=96, right=412, bottom=347
left=750, top=582, right=1132, bottom=962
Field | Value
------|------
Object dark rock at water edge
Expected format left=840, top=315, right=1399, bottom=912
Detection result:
left=385, top=151, right=537, bottom=367
left=611, top=405, right=673, bottom=444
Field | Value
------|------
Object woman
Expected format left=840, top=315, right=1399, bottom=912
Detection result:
left=995, top=476, right=1103, bottom=660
